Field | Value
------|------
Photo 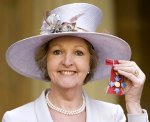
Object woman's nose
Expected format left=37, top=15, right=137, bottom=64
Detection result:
left=62, top=53, right=73, bottom=67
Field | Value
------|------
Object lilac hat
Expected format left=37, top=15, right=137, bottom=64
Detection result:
left=6, top=3, right=131, bottom=82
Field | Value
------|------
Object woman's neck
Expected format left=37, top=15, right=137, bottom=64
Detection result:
left=48, top=85, right=83, bottom=110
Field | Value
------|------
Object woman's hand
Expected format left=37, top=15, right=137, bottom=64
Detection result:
left=114, top=60, right=146, bottom=114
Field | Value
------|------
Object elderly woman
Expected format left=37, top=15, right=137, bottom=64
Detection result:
left=2, top=3, right=148, bottom=122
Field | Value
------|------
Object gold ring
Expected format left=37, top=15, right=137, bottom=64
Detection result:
left=134, top=70, right=139, bottom=77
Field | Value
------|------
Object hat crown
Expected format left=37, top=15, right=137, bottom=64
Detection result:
left=41, top=3, right=102, bottom=34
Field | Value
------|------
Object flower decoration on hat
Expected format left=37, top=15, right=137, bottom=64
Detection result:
left=106, top=59, right=126, bottom=95
left=42, top=14, right=61, bottom=33
left=40, top=12, right=87, bottom=35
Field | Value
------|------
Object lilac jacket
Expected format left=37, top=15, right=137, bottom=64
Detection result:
left=2, top=90, right=149, bottom=122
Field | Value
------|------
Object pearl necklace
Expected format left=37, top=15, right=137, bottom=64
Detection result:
left=45, top=91, right=86, bottom=116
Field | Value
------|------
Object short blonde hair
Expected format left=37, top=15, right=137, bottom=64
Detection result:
left=35, top=37, right=98, bottom=84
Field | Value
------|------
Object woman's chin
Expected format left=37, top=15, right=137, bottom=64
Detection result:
left=54, top=78, right=82, bottom=89
left=59, top=80, right=78, bottom=88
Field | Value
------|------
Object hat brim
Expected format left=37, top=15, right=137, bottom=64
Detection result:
left=6, top=32, right=131, bottom=82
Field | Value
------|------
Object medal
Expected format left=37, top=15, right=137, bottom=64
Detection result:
left=106, top=59, right=126, bottom=95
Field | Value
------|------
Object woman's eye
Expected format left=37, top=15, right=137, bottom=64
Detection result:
left=75, top=50, right=84, bottom=56
left=53, top=50, right=62, bottom=55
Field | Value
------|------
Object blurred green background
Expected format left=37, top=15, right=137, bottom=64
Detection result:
left=0, top=0, right=149, bottom=119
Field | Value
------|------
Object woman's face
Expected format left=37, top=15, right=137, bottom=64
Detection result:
left=47, top=36, right=90, bottom=89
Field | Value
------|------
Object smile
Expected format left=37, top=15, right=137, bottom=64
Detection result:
left=58, top=71, right=76, bottom=75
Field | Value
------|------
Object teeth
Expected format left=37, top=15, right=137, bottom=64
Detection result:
left=60, top=71, right=75, bottom=75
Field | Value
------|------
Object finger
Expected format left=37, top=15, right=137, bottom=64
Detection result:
left=114, top=66, right=136, bottom=75
left=118, top=60, right=131, bottom=64
left=123, top=79, right=132, bottom=94
left=114, top=64, right=145, bottom=79
left=118, top=60, right=137, bottom=65
left=115, top=67, right=145, bottom=84
left=117, top=70, right=137, bottom=84
left=114, top=61, right=138, bottom=69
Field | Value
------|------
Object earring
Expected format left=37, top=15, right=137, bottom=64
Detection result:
left=87, top=72, right=90, bottom=74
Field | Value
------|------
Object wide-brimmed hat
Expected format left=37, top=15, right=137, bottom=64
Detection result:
left=6, top=3, right=131, bottom=82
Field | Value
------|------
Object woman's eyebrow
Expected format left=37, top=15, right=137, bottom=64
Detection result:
left=49, top=43, right=63, bottom=48
left=74, top=45, right=88, bottom=50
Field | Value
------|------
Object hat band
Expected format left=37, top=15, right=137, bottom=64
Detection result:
left=40, top=13, right=88, bottom=35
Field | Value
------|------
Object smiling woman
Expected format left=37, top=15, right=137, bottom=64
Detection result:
left=2, top=3, right=149, bottom=122
left=35, top=36, right=98, bottom=84
left=46, top=36, right=90, bottom=88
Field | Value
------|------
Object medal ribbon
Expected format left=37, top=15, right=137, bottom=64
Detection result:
left=105, top=59, right=126, bottom=95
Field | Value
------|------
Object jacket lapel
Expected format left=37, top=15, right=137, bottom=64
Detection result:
left=84, top=90, right=105, bottom=122
left=84, top=91, right=102, bottom=122
left=34, top=90, right=53, bottom=122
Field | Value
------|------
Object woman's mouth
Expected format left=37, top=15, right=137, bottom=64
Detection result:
left=58, top=71, right=76, bottom=75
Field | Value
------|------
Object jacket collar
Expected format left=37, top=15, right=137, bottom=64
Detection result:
left=34, top=89, right=53, bottom=122
left=83, top=90, right=102, bottom=122
left=34, top=89, right=100, bottom=122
